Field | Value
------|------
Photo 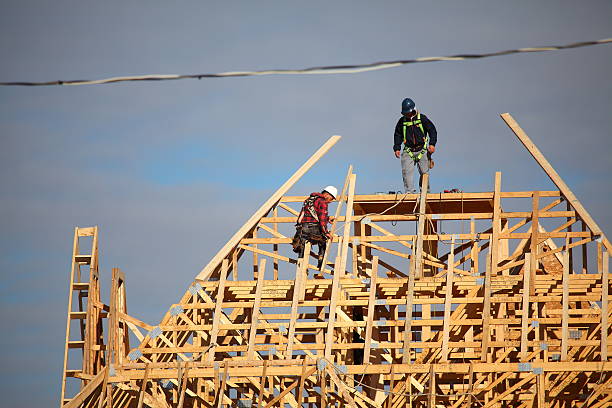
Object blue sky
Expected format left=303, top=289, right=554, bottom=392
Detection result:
left=1, top=1, right=611, bottom=406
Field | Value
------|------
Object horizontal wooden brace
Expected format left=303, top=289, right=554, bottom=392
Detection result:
left=279, top=191, right=561, bottom=202
left=109, top=361, right=609, bottom=381
left=239, top=231, right=591, bottom=244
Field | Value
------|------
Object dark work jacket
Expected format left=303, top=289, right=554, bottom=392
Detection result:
left=393, top=113, right=437, bottom=152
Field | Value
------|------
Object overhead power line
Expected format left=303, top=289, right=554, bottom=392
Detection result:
left=1, top=37, right=610, bottom=87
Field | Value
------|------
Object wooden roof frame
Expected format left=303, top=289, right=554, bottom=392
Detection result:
left=59, top=116, right=611, bottom=407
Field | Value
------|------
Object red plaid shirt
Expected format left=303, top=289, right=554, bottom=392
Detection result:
left=299, top=193, right=330, bottom=233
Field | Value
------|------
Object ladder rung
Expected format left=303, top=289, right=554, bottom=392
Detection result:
left=72, top=283, right=89, bottom=290
left=74, top=254, right=92, bottom=264
left=65, top=369, right=82, bottom=377
left=68, top=341, right=85, bottom=348
left=77, top=227, right=96, bottom=236
left=70, top=311, right=108, bottom=319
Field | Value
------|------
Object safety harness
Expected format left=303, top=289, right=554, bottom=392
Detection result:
left=402, top=111, right=429, bottom=161
left=293, top=194, right=326, bottom=254
left=296, top=194, right=320, bottom=224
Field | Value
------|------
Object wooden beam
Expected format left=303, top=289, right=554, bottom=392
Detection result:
left=402, top=239, right=416, bottom=364
left=561, top=250, right=570, bottom=361
left=500, top=113, right=610, bottom=252
left=325, top=257, right=342, bottom=360
left=441, top=238, right=455, bottom=363
left=481, top=171, right=501, bottom=362
left=197, top=135, right=341, bottom=281
left=177, top=363, right=190, bottom=408
left=296, top=359, right=308, bottom=406
left=287, top=243, right=310, bottom=358
left=387, top=365, right=395, bottom=408
left=257, top=360, right=268, bottom=408
left=530, top=192, right=540, bottom=297
left=273, top=208, right=279, bottom=280
left=520, top=254, right=532, bottom=360
left=428, top=365, right=436, bottom=408
left=215, top=363, right=229, bottom=408
left=208, top=259, right=229, bottom=362
left=363, top=257, right=378, bottom=363
left=536, top=372, right=546, bottom=408
left=414, top=174, right=429, bottom=279
left=338, top=174, right=357, bottom=277
left=252, top=228, right=259, bottom=280
left=97, top=365, right=109, bottom=408
left=247, top=259, right=267, bottom=360
left=63, top=367, right=107, bottom=408
left=601, top=249, right=609, bottom=361
left=320, top=165, right=353, bottom=274
left=136, top=364, right=150, bottom=408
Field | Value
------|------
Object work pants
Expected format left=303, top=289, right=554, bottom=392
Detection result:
left=401, top=150, right=430, bottom=193
left=294, top=223, right=327, bottom=268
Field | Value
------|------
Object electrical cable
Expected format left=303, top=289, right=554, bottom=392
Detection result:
left=391, top=190, right=400, bottom=227
left=1, top=37, right=610, bottom=87
left=330, top=190, right=414, bottom=232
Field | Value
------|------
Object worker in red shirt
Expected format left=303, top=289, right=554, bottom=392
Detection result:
left=292, top=186, right=338, bottom=268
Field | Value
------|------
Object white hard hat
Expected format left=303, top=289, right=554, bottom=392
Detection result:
left=322, top=185, right=338, bottom=199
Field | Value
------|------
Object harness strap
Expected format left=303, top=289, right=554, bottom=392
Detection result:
left=303, top=195, right=320, bottom=222
left=402, top=112, right=428, bottom=161
left=402, top=112, right=425, bottom=144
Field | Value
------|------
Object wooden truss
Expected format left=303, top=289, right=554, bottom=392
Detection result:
left=61, top=115, right=611, bottom=407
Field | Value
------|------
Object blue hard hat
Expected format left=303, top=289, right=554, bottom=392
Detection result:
left=401, top=98, right=416, bottom=114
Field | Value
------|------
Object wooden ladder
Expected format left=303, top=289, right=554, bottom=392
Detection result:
left=59, top=226, right=106, bottom=407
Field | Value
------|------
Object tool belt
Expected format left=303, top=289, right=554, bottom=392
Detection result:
left=292, top=223, right=326, bottom=253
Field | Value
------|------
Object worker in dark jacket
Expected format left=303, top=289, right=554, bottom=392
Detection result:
left=292, top=186, right=337, bottom=268
left=393, top=98, right=437, bottom=193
